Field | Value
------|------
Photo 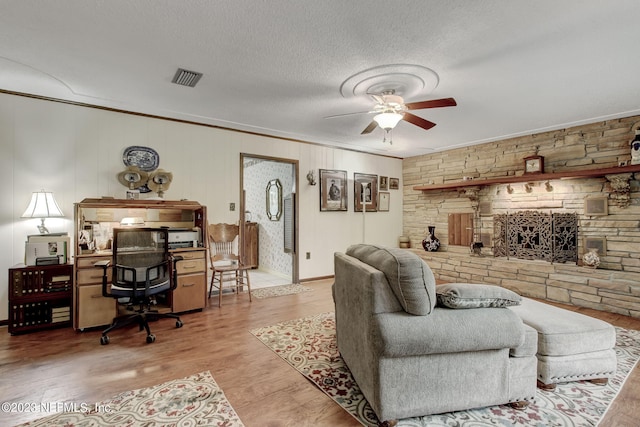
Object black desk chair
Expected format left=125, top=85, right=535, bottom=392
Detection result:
left=96, top=227, right=183, bottom=345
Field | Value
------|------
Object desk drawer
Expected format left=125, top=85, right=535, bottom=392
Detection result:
left=176, top=259, right=205, bottom=274
left=172, top=273, right=206, bottom=312
left=173, top=250, right=205, bottom=260
left=76, top=255, right=111, bottom=268
left=77, top=267, right=112, bottom=285
left=76, top=284, right=115, bottom=329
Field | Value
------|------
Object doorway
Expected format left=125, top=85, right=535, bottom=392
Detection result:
left=240, top=153, right=299, bottom=287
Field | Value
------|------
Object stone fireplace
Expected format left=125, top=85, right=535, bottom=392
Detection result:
left=403, top=115, right=640, bottom=318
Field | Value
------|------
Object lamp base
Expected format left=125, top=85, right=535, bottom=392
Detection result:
left=37, top=218, right=50, bottom=234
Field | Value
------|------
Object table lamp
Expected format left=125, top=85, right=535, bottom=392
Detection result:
left=21, top=190, right=64, bottom=234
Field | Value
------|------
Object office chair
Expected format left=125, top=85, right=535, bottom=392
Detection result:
left=208, top=223, right=252, bottom=307
left=96, top=227, right=183, bottom=345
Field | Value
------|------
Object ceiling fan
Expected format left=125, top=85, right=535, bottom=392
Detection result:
left=327, top=90, right=457, bottom=144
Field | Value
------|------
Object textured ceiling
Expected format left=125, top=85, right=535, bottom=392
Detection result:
left=2, top=0, right=640, bottom=158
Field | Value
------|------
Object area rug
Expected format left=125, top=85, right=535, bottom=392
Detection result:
left=16, top=371, right=245, bottom=427
left=250, top=312, right=640, bottom=427
left=252, top=283, right=312, bottom=299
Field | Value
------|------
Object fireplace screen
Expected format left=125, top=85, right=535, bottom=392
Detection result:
left=493, top=211, right=578, bottom=263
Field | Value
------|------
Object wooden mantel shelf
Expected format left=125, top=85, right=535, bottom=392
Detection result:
left=413, top=164, right=640, bottom=191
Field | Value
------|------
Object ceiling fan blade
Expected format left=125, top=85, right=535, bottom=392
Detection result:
left=403, top=112, right=437, bottom=130
left=324, top=110, right=376, bottom=119
left=405, top=97, right=457, bottom=110
left=361, top=121, right=378, bottom=134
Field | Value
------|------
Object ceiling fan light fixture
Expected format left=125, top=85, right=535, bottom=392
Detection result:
left=374, top=112, right=403, bottom=130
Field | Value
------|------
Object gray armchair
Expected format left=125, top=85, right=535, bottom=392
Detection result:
left=333, top=244, right=537, bottom=425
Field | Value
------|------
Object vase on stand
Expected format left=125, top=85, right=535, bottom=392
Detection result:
left=582, top=248, right=600, bottom=269
left=422, top=226, right=440, bottom=252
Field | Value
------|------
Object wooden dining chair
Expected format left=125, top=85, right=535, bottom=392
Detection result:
left=207, top=223, right=252, bottom=307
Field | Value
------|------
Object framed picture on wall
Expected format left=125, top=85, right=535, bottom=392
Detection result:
left=354, top=172, right=378, bottom=212
left=379, top=192, right=390, bottom=211
left=389, top=177, right=400, bottom=190
left=319, top=169, right=348, bottom=211
left=379, top=176, right=388, bottom=191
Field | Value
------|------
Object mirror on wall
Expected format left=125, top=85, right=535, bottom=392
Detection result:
left=266, top=178, right=282, bottom=221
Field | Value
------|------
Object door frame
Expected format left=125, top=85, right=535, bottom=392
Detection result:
left=239, top=153, right=299, bottom=284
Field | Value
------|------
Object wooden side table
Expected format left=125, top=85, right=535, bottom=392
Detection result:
left=8, top=263, right=73, bottom=335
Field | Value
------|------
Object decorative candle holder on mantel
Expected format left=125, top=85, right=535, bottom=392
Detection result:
left=605, top=173, right=633, bottom=208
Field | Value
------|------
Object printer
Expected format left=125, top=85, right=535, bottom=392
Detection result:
left=167, top=228, right=200, bottom=249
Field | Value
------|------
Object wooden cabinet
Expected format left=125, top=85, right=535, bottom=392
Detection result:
left=171, top=249, right=207, bottom=313
left=8, top=264, right=73, bottom=334
left=73, top=198, right=208, bottom=330
left=243, top=222, right=259, bottom=268
left=74, top=254, right=115, bottom=330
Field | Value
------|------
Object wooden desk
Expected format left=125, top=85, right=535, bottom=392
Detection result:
left=73, top=198, right=208, bottom=330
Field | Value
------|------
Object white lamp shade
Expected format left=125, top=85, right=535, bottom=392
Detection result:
left=373, top=112, right=403, bottom=130
left=21, top=191, right=64, bottom=218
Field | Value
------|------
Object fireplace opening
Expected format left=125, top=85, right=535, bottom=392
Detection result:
left=493, top=211, right=578, bottom=264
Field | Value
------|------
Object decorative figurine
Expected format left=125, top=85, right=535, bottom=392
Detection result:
left=631, top=128, right=640, bottom=165
left=422, top=226, right=440, bottom=252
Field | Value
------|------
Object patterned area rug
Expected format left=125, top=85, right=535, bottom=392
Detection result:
left=16, top=371, right=245, bottom=427
left=250, top=312, right=640, bottom=427
left=251, top=283, right=313, bottom=299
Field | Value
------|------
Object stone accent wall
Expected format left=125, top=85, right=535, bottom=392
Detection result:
left=403, top=116, right=640, bottom=318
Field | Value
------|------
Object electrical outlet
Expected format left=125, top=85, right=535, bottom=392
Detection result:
left=229, top=203, right=235, bottom=211
left=306, top=252, right=311, bottom=259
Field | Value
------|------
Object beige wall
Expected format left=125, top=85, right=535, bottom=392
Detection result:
left=403, top=116, right=640, bottom=318
left=0, top=92, right=403, bottom=321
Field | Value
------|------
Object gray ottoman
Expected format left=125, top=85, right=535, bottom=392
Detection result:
left=509, top=297, right=617, bottom=390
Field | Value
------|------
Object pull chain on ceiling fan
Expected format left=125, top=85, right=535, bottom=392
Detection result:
left=382, top=128, right=394, bottom=145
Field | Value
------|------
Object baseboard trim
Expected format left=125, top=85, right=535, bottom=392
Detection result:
left=300, top=275, right=334, bottom=283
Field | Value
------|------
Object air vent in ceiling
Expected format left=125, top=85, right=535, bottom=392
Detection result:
left=171, top=68, right=203, bottom=87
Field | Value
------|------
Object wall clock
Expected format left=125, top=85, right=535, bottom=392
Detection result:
left=523, top=155, right=544, bottom=174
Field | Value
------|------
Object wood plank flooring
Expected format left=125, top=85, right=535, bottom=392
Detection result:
left=1, top=279, right=639, bottom=426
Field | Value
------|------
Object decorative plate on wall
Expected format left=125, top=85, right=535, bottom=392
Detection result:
left=123, top=146, right=160, bottom=171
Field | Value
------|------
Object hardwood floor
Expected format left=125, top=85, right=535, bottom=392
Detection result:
left=1, top=279, right=639, bottom=426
